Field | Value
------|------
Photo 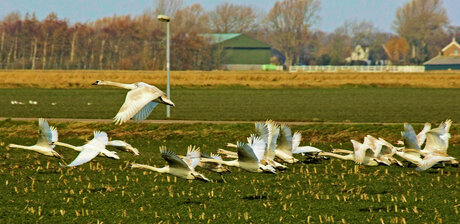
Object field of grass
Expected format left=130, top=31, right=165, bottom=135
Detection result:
left=1, top=120, right=459, bottom=223
left=1, top=87, right=459, bottom=123
left=0, top=70, right=459, bottom=88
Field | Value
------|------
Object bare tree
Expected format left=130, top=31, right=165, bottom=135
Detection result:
left=393, top=0, right=449, bottom=63
left=265, top=0, right=320, bottom=68
left=208, top=3, right=259, bottom=33
left=153, top=0, right=183, bottom=18
left=173, top=3, right=209, bottom=33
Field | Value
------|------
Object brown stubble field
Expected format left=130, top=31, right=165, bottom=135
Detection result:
left=0, top=70, right=459, bottom=88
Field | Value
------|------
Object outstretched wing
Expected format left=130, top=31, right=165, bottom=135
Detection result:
left=114, top=87, right=162, bottom=125
left=265, top=121, right=279, bottom=160
left=160, top=147, right=190, bottom=170
left=278, top=124, right=293, bottom=153
left=185, top=145, right=201, bottom=170
left=66, top=144, right=100, bottom=167
left=133, top=102, right=159, bottom=122
left=237, top=142, right=259, bottom=163
left=91, top=131, right=109, bottom=146
left=416, top=123, right=431, bottom=147
left=401, top=123, right=420, bottom=150
left=292, top=132, right=302, bottom=151
left=247, top=134, right=265, bottom=162
left=423, top=127, right=450, bottom=154
left=36, top=118, right=54, bottom=146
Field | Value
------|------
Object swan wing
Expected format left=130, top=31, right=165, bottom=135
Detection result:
left=160, top=147, right=190, bottom=170
left=66, top=144, right=101, bottom=167
left=352, top=140, right=366, bottom=164
left=278, top=124, right=293, bottom=153
left=185, top=145, right=201, bottom=170
left=91, top=131, right=109, bottom=146
left=292, top=132, right=302, bottom=151
left=423, top=127, right=449, bottom=153
left=401, top=123, right=420, bottom=150
left=114, top=87, right=162, bottom=125
left=247, top=134, right=265, bottom=162
left=237, top=142, right=259, bottom=163
left=255, top=122, right=269, bottom=141
left=133, top=102, right=159, bottom=122
left=265, top=121, right=279, bottom=160
left=416, top=123, right=431, bottom=147
left=36, top=118, right=54, bottom=147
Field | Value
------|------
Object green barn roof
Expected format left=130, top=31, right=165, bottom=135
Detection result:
left=202, top=33, right=271, bottom=48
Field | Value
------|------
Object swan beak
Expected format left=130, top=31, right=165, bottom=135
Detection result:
left=92, top=80, right=101, bottom=85
left=49, top=142, right=55, bottom=146
left=161, top=96, right=175, bottom=107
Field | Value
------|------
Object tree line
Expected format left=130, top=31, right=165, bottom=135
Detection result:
left=0, top=0, right=458, bottom=70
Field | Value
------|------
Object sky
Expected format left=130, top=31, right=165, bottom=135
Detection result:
left=1, top=0, right=459, bottom=33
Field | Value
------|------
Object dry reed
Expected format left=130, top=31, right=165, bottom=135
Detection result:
left=0, top=70, right=458, bottom=88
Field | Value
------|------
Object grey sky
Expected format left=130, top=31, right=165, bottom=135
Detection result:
left=1, top=0, right=459, bottom=33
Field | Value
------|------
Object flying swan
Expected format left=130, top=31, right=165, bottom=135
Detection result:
left=92, top=80, right=175, bottom=125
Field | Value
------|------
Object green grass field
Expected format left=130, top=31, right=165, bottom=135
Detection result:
left=1, top=87, right=459, bottom=122
left=1, top=120, right=459, bottom=223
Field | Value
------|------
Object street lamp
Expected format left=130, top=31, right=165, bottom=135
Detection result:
left=157, top=14, right=171, bottom=118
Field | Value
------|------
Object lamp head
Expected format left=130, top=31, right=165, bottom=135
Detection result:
left=157, top=14, right=170, bottom=22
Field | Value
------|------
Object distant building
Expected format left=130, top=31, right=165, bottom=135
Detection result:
left=424, top=37, right=460, bottom=70
left=202, top=33, right=272, bottom=70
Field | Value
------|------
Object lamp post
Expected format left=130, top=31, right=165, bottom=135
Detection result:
left=157, top=14, right=171, bottom=118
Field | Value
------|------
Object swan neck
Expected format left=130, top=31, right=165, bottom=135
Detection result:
left=54, top=142, right=82, bottom=151
left=321, top=152, right=354, bottom=161
left=101, top=81, right=136, bottom=90
left=8, top=144, right=31, bottom=150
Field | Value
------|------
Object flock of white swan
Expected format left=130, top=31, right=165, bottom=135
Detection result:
left=6, top=81, right=458, bottom=182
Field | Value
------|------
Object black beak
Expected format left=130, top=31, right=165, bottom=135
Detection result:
left=92, top=82, right=98, bottom=85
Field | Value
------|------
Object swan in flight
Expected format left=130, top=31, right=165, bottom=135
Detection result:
left=92, top=80, right=175, bottom=125
left=52, top=131, right=119, bottom=167
left=107, top=140, right=139, bottom=156
left=131, top=146, right=209, bottom=182
left=201, top=141, right=276, bottom=173
left=7, top=118, right=62, bottom=158
left=223, top=121, right=286, bottom=168
left=199, top=152, right=231, bottom=173
left=364, top=135, right=403, bottom=166
left=276, top=124, right=323, bottom=163
left=320, top=139, right=379, bottom=166
left=179, top=146, right=231, bottom=173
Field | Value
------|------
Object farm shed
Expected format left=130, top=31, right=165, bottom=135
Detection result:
left=424, top=37, right=460, bottom=70
left=202, top=33, right=272, bottom=70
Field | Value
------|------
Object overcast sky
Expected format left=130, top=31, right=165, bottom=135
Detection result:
left=1, top=0, right=459, bottom=33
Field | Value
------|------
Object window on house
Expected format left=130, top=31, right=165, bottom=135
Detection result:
left=455, top=49, right=459, bottom=55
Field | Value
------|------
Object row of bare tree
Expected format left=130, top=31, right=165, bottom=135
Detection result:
left=0, top=0, right=458, bottom=70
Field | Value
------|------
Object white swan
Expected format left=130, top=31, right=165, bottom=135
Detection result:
left=131, top=146, right=209, bottom=182
left=199, top=152, right=231, bottom=173
left=107, top=140, right=139, bottom=156
left=320, top=139, right=378, bottom=166
left=276, top=124, right=322, bottom=163
left=52, top=131, right=119, bottom=167
left=223, top=121, right=286, bottom=168
left=92, top=80, right=175, bottom=125
left=201, top=142, right=276, bottom=173
left=7, top=118, right=62, bottom=158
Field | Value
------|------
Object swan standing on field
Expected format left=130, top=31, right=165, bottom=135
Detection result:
left=52, top=131, right=119, bottom=167
left=92, top=80, right=175, bottom=125
left=131, top=146, right=209, bottom=182
left=8, top=118, right=62, bottom=158
left=107, top=140, right=140, bottom=156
